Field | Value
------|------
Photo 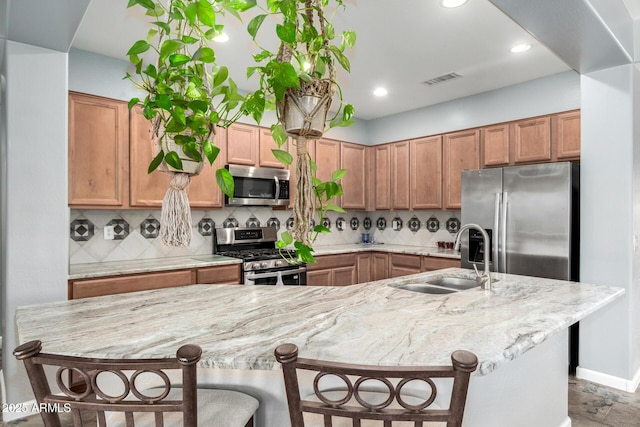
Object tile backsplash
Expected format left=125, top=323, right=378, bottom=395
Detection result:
left=69, top=208, right=461, bottom=265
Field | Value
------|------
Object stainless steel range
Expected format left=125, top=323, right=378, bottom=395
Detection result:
left=214, top=227, right=306, bottom=286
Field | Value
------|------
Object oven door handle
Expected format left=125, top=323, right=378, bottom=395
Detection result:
left=245, top=267, right=307, bottom=280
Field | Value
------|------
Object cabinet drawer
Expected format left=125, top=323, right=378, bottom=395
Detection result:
left=389, top=253, right=421, bottom=269
left=308, top=253, right=357, bottom=271
left=70, top=270, right=195, bottom=299
left=421, top=256, right=460, bottom=271
left=197, top=265, right=241, bottom=284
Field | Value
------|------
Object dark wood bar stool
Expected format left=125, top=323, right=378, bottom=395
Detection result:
left=14, top=340, right=258, bottom=427
left=275, top=343, right=478, bottom=427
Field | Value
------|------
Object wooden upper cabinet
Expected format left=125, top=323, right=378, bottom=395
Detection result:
left=391, top=141, right=411, bottom=210
left=226, top=123, right=259, bottom=165
left=314, top=138, right=341, bottom=205
left=374, top=144, right=391, bottom=210
left=340, top=142, right=366, bottom=209
left=482, top=123, right=510, bottom=167
left=129, top=106, right=170, bottom=207
left=129, top=108, right=226, bottom=209
left=511, top=116, right=551, bottom=164
left=68, top=92, right=129, bottom=207
left=259, top=128, right=287, bottom=168
left=552, top=110, right=581, bottom=160
left=443, top=129, right=479, bottom=209
left=411, top=136, right=442, bottom=209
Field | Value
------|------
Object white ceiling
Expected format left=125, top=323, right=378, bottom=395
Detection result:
left=72, top=0, right=571, bottom=120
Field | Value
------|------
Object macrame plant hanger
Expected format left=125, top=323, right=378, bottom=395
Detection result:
left=278, top=0, right=336, bottom=247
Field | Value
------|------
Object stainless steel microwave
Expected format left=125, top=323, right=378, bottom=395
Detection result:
left=225, top=164, right=290, bottom=207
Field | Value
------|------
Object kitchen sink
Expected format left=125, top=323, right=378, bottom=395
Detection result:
left=389, top=275, right=495, bottom=295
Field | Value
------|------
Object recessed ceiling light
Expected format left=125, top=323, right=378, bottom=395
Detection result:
left=441, top=0, right=468, bottom=8
left=510, top=43, right=532, bottom=53
left=213, top=32, right=229, bottom=43
left=373, top=87, right=388, bottom=97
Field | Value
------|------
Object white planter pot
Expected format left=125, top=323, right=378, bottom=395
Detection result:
left=283, top=94, right=330, bottom=138
left=159, top=137, right=204, bottom=176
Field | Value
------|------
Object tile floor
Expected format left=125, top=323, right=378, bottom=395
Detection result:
left=1, top=377, right=638, bottom=426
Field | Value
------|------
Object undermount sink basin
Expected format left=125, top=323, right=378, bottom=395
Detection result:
left=389, top=275, right=494, bottom=295
left=390, top=283, right=459, bottom=294
left=425, top=277, right=480, bottom=290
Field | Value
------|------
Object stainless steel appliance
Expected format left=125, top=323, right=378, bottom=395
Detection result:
left=214, top=227, right=306, bottom=286
left=461, top=161, right=580, bottom=371
left=225, top=164, right=290, bottom=207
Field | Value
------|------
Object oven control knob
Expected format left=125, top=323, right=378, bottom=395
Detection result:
left=251, top=263, right=261, bottom=270
left=274, top=260, right=283, bottom=267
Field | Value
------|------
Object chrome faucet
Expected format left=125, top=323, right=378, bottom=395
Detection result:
left=454, top=224, right=492, bottom=290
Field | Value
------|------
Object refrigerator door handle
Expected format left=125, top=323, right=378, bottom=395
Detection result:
left=493, top=192, right=501, bottom=273
left=500, top=191, right=508, bottom=273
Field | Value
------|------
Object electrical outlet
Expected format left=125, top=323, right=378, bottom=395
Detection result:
left=103, top=225, right=115, bottom=240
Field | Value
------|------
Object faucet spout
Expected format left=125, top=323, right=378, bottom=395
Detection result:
left=454, top=223, right=492, bottom=290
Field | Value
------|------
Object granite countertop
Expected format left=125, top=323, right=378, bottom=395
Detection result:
left=68, top=255, right=242, bottom=280
left=69, top=245, right=460, bottom=280
left=18, top=268, right=622, bottom=376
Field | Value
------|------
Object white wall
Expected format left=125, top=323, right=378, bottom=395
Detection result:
left=2, top=41, right=69, bottom=408
left=579, top=64, right=635, bottom=381
left=367, top=70, right=581, bottom=145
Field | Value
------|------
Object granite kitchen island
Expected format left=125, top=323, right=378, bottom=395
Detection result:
left=16, top=268, right=622, bottom=426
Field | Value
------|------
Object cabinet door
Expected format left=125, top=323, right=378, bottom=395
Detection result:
left=411, top=136, right=442, bottom=209
left=227, top=123, right=259, bottom=165
left=68, top=92, right=129, bottom=207
left=553, top=110, right=580, bottom=160
left=391, top=141, right=411, bottom=210
left=333, top=266, right=357, bottom=286
left=129, top=106, right=171, bottom=207
left=129, top=108, right=226, bottom=209
left=371, top=253, right=389, bottom=281
left=443, top=129, right=480, bottom=209
left=314, top=138, right=341, bottom=205
left=374, top=145, right=391, bottom=210
left=357, top=253, right=371, bottom=284
left=389, top=253, right=421, bottom=278
left=482, top=123, right=510, bottom=167
left=307, top=270, right=333, bottom=286
left=341, top=142, right=366, bottom=209
left=511, top=117, right=551, bottom=164
left=421, top=256, right=460, bottom=272
left=259, top=128, right=287, bottom=168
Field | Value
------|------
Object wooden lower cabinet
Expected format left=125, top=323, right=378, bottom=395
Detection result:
left=69, top=264, right=242, bottom=299
left=196, top=264, right=241, bottom=284
left=357, top=253, right=371, bottom=283
left=371, top=253, right=389, bottom=281
left=307, top=254, right=357, bottom=286
left=389, top=253, right=421, bottom=278
left=421, top=256, right=460, bottom=272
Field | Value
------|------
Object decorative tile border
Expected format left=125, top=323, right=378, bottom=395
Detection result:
left=286, top=217, right=294, bottom=230
left=376, top=217, right=387, bottom=231
left=350, top=217, right=360, bottom=230
left=266, top=217, right=281, bottom=230
left=408, top=216, right=421, bottom=233
left=363, top=217, right=372, bottom=230
left=197, top=218, right=214, bottom=236
left=140, top=218, right=160, bottom=239
left=223, top=217, right=239, bottom=228
left=70, top=219, right=95, bottom=242
left=391, top=217, right=403, bottom=231
left=336, top=217, right=346, bottom=231
left=107, top=218, right=130, bottom=240
left=246, top=216, right=260, bottom=228
left=446, top=217, right=461, bottom=234
left=426, top=216, right=440, bottom=233
left=322, top=217, right=331, bottom=230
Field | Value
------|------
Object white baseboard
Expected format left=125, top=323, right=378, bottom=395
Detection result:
left=2, top=399, right=39, bottom=421
left=576, top=365, right=640, bottom=393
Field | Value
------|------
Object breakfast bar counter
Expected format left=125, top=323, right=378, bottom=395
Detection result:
left=16, top=269, right=622, bottom=426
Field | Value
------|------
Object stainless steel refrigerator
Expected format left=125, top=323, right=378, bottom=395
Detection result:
left=460, top=161, right=580, bottom=372
left=460, top=161, right=579, bottom=281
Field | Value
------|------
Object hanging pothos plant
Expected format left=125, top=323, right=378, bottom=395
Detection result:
left=242, top=0, right=356, bottom=264
left=124, top=0, right=254, bottom=247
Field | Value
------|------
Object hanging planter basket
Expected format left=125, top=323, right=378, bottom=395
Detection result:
left=157, top=137, right=204, bottom=175
left=281, top=79, right=333, bottom=138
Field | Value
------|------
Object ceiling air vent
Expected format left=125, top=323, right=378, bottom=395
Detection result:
left=422, top=72, right=463, bottom=86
